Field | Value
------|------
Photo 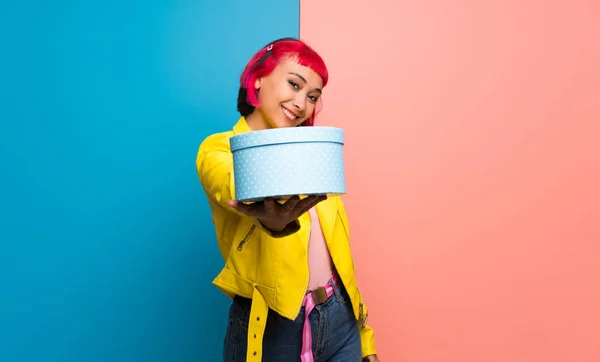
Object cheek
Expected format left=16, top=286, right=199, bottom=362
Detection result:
left=257, top=82, right=276, bottom=104
left=262, top=87, right=284, bottom=107
left=278, top=86, right=295, bottom=102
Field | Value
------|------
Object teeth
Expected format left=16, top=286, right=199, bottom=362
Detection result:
left=282, top=107, right=297, bottom=120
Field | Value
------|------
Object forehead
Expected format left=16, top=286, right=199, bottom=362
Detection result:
left=272, top=59, right=323, bottom=89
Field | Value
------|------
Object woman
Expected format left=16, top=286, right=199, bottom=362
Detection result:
left=196, top=37, right=380, bottom=362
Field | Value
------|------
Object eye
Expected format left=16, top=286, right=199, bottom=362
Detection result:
left=308, top=95, right=319, bottom=103
left=288, top=80, right=300, bottom=90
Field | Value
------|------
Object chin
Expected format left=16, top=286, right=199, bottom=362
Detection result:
left=267, top=114, right=305, bottom=129
left=273, top=120, right=298, bottom=129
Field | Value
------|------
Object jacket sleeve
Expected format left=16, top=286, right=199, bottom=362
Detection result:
left=358, top=298, right=377, bottom=358
left=196, top=139, right=236, bottom=210
left=195, top=138, right=299, bottom=238
left=335, top=196, right=378, bottom=357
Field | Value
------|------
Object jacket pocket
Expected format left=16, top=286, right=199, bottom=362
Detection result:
left=236, top=224, right=256, bottom=251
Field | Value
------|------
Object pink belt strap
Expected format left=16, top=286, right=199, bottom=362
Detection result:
left=300, top=274, right=338, bottom=362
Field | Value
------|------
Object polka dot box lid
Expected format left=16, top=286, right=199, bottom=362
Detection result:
left=230, top=126, right=346, bottom=202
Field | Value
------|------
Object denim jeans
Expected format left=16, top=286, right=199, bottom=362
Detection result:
left=223, top=278, right=362, bottom=362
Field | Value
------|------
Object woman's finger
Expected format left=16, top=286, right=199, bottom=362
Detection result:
left=234, top=201, right=259, bottom=217
left=303, top=195, right=326, bottom=212
left=282, top=196, right=301, bottom=210
left=292, top=195, right=316, bottom=211
left=295, top=195, right=325, bottom=212
left=263, top=198, right=277, bottom=215
left=289, top=195, right=326, bottom=217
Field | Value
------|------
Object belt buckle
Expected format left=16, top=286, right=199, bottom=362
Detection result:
left=311, top=286, right=328, bottom=304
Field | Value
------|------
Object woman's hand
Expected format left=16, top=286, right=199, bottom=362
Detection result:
left=363, top=355, right=381, bottom=362
left=228, top=195, right=327, bottom=232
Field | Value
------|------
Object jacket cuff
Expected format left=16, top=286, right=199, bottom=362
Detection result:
left=359, top=323, right=377, bottom=358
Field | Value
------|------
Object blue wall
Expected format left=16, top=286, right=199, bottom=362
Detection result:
left=0, top=1, right=298, bottom=361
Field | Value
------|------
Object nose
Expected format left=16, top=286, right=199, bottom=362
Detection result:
left=292, top=94, right=306, bottom=112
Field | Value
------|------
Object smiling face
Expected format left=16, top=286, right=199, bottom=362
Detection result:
left=245, top=58, right=324, bottom=130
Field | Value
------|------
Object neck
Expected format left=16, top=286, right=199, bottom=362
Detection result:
left=245, top=110, right=271, bottom=131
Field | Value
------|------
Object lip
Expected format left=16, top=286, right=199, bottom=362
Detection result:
left=281, top=106, right=300, bottom=122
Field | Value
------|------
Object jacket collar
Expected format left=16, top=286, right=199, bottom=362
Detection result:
left=232, top=116, right=252, bottom=135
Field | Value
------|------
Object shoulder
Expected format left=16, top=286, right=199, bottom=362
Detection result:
left=198, top=130, right=233, bottom=155
left=196, top=130, right=234, bottom=164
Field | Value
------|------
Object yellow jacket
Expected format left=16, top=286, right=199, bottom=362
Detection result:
left=196, top=117, right=377, bottom=360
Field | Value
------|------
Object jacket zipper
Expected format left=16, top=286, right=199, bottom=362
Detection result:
left=237, top=224, right=256, bottom=251
left=357, top=286, right=367, bottom=327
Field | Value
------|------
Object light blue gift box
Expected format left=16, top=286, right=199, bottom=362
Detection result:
left=230, top=126, right=346, bottom=202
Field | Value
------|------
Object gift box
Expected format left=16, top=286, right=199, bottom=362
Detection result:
left=230, top=126, right=346, bottom=202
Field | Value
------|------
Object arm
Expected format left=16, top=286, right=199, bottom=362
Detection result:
left=195, top=137, right=299, bottom=237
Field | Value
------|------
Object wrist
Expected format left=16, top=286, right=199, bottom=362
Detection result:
left=258, top=218, right=300, bottom=236
left=258, top=219, right=286, bottom=232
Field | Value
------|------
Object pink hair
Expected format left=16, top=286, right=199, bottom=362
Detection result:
left=239, top=39, right=328, bottom=126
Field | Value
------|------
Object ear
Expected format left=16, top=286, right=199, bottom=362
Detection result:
left=254, top=78, right=261, bottom=90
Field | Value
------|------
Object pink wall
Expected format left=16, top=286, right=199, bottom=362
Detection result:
left=301, top=1, right=600, bottom=361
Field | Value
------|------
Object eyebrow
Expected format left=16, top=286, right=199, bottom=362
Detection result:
left=288, top=72, right=322, bottom=94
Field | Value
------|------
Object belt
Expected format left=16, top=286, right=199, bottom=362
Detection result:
left=301, top=274, right=337, bottom=362
left=246, top=284, right=269, bottom=361
left=245, top=275, right=338, bottom=362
